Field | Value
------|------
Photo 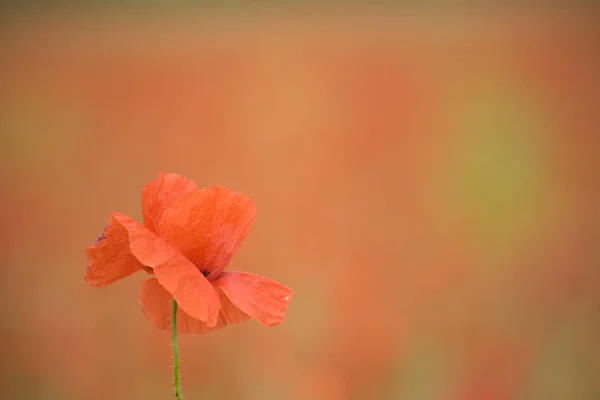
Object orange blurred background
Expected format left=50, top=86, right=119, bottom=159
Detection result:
left=1, top=5, right=599, bottom=400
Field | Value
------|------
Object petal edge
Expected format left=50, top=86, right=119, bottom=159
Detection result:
left=214, top=271, right=293, bottom=327
left=141, top=173, right=198, bottom=234
left=85, top=213, right=145, bottom=287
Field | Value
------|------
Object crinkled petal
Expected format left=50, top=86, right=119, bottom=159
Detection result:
left=112, top=212, right=221, bottom=327
left=85, top=213, right=145, bottom=287
left=158, top=186, right=257, bottom=280
left=141, top=172, right=198, bottom=234
left=139, top=278, right=250, bottom=333
left=213, top=271, right=293, bottom=327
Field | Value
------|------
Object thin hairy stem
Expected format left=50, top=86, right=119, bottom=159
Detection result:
left=171, top=299, right=182, bottom=400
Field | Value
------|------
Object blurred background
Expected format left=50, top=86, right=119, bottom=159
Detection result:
left=1, top=4, right=599, bottom=400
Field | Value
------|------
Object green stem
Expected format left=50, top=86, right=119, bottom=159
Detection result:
left=171, top=299, right=182, bottom=400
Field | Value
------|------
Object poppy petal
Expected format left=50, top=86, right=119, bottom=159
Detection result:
left=219, top=288, right=253, bottom=325
left=158, top=186, right=257, bottom=280
left=85, top=213, right=145, bottom=287
left=111, top=212, right=221, bottom=327
left=213, top=271, right=293, bottom=327
left=141, top=173, right=198, bottom=234
left=139, top=278, right=250, bottom=333
left=138, top=277, right=172, bottom=330
left=178, top=289, right=250, bottom=333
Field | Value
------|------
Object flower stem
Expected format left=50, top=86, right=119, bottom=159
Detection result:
left=171, top=299, right=182, bottom=400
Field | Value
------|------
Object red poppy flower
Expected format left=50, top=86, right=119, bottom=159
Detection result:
left=85, top=173, right=293, bottom=333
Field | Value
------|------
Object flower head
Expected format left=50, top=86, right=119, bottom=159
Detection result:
left=85, top=173, right=293, bottom=333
